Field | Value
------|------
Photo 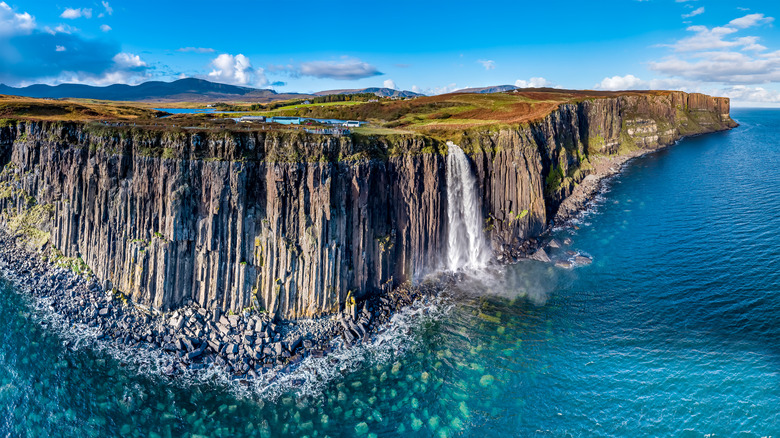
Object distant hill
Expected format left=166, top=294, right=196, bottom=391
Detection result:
left=453, top=85, right=519, bottom=94
left=0, top=78, right=310, bottom=103
left=314, top=87, right=423, bottom=98
left=0, top=79, right=445, bottom=103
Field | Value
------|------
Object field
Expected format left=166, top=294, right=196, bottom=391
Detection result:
left=1, top=89, right=676, bottom=139
left=0, top=95, right=162, bottom=123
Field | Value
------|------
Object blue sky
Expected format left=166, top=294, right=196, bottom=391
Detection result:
left=1, top=0, right=779, bottom=105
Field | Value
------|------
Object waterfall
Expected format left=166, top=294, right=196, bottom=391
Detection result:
left=446, top=141, right=491, bottom=271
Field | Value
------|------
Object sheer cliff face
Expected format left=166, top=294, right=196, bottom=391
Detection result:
left=0, top=92, right=735, bottom=319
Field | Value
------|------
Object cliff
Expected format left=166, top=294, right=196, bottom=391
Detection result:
left=0, top=92, right=736, bottom=319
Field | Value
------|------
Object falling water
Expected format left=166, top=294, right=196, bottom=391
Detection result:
left=446, top=141, right=491, bottom=271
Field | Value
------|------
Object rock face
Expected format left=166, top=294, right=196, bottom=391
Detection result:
left=0, top=92, right=736, bottom=319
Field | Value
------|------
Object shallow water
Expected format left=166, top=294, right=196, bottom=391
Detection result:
left=1, top=108, right=779, bottom=437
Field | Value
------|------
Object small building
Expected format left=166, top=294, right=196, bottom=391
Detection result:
left=269, top=116, right=301, bottom=125
left=238, top=116, right=266, bottom=123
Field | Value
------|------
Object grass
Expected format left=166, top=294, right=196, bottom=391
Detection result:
left=47, top=248, right=93, bottom=277
left=4, top=202, right=54, bottom=251
left=352, top=126, right=414, bottom=135
left=0, top=95, right=162, bottom=122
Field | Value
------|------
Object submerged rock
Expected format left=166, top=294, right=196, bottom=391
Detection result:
left=574, top=255, right=593, bottom=266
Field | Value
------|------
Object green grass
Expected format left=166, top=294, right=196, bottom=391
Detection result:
left=352, top=126, right=414, bottom=135
left=4, top=202, right=54, bottom=251
left=47, top=248, right=93, bottom=277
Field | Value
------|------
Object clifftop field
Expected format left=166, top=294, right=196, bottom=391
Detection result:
left=0, top=88, right=725, bottom=141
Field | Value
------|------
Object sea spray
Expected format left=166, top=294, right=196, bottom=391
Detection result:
left=446, top=141, right=491, bottom=271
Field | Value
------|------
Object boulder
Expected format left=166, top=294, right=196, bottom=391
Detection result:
left=574, top=255, right=593, bottom=265
left=530, top=248, right=551, bottom=263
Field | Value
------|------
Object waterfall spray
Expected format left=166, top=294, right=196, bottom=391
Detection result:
left=446, top=141, right=491, bottom=271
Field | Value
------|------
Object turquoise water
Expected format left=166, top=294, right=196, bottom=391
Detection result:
left=1, top=108, right=779, bottom=437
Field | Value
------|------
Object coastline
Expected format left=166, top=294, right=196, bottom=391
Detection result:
left=553, top=127, right=737, bottom=228
left=554, top=147, right=658, bottom=226
left=520, top=125, right=738, bottom=268
left=0, top=231, right=430, bottom=384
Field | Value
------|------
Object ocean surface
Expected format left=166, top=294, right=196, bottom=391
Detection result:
left=1, top=108, right=779, bottom=437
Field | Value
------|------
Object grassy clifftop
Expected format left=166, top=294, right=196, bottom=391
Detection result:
left=1, top=89, right=734, bottom=163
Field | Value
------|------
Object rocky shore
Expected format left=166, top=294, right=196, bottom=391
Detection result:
left=553, top=147, right=660, bottom=225
left=0, top=229, right=429, bottom=381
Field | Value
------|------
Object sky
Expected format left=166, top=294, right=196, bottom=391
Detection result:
left=1, top=0, right=779, bottom=106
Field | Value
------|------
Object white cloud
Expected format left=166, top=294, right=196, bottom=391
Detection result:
left=728, top=13, right=773, bottom=29
left=60, top=7, right=92, bottom=19
left=177, top=47, right=215, bottom=53
left=100, top=24, right=111, bottom=32
left=595, top=75, right=696, bottom=91
left=670, top=25, right=743, bottom=52
left=267, top=58, right=382, bottom=80
left=47, top=24, right=78, bottom=34
left=597, top=74, right=646, bottom=90
left=0, top=1, right=35, bottom=35
left=298, top=58, right=382, bottom=80
left=647, top=12, right=779, bottom=85
left=408, top=83, right=459, bottom=95
left=208, top=53, right=267, bottom=86
left=720, top=85, right=780, bottom=103
left=55, top=45, right=66, bottom=52
left=101, top=1, right=112, bottom=15
left=477, top=59, right=496, bottom=70
left=28, top=52, right=152, bottom=87
left=514, top=77, right=554, bottom=88
left=383, top=79, right=397, bottom=90
left=113, top=52, right=146, bottom=69
left=682, top=7, right=704, bottom=18
left=431, top=83, right=458, bottom=95
left=650, top=53, right=780, bottom=84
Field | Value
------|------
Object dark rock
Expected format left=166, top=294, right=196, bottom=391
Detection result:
left=530, top=248, right=551, bottom=263
left=187, top=345, right=206, bottom=360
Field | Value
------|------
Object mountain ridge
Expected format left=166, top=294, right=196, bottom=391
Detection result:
left=0, top=78, right=423, bottom=102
